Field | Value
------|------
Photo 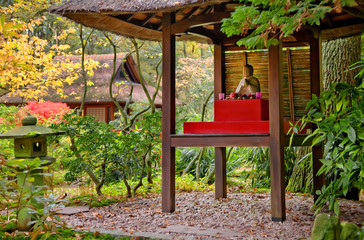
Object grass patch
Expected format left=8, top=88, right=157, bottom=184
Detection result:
left=68, top=195, right=123, bottom=208
left=0, top=221, right=129, bottom=240
left=58, top=174, right=214, bottom=208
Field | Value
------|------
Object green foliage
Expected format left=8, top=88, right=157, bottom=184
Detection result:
left=56, top=111, right=162, bottom=197
left=299, top=83, right=364, bottom=215
left=286, top=146, right=313, bottom=194
left=221, top=0, right=358, bottom=49
left=240, top=147, right=299, bottom=189
left=311, top=213, right=363, bottom=240
left=68, top=194, right=121, bottom=208
left=176, top=147, right=248, bottom=183
left=0, top=226, right=122, bottom=239
left=0, top=104, right=20, bottom=160
left=55, top=114, right=119, bottom=193
left=175, top=174, right=214, bottom=192
left=0, top=158, right=67, bottom=239
left=240, top=147, right=271, bottom=188
left=175, top=56, right=214, bottom=125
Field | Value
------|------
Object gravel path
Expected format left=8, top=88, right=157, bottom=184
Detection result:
left=61, top=191, right=364, bottom=239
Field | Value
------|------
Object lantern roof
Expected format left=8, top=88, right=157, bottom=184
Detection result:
left=0, top=115, right=64, bottom=139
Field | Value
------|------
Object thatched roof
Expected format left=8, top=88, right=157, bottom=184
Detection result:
left=50, top=0, right=225, bottom=14
left=1, top=54, right=163, bottom=106
left=50, top=0, right=230, bottom=42
left=50, top=0, right=364, bottom=43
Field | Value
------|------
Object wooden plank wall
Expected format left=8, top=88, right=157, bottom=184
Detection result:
left=225, top=48, right=311, bottom=120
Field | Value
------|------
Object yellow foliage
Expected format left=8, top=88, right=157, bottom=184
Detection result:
left=0, top=13, right=91, bottom=100
left=0, top=1, right=100, bottom=100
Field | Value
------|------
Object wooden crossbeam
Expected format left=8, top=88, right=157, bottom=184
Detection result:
left=186, top=27, right=218, bottom=44
left=142, top=13, right=158, bottom=26
left=183, top=6, right=200, bottom=19
left=127, top=14, right=135, bottom=21
left=199, top=5, right=213, bottom=15
left=170, top=134, right=313, bottom=147
left=171, top=11, right=231, bottom=34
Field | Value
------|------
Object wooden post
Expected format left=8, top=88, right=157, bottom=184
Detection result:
left=213, top=16, right=227, bottom=199
left=213, top=25, right=225, bottom=100
left=214, top=43, right=225, bottom=99
left=287, top=49, right=295, bottom=121
left=268, top=42, right=286, bottom=222
left=215, top=147, right=226, bottom=198
left=242, top=51, right=247, bottom=66
left=310, top=31, right=325, bottom=203
left=162, top=12, right=176, bottom=213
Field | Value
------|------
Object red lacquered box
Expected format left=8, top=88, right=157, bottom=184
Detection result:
left=214, top=99, right=269, bottom=121
left=183, top=99, right=307, bottom=134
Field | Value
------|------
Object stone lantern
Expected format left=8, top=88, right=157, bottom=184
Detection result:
left=0, top=114, right=64, bottom=230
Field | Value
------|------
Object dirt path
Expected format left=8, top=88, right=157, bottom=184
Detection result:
left=61, top=191, right=364, bottom=239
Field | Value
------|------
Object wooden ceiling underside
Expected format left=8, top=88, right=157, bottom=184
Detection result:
left=61, top=2, right=364, bottom=44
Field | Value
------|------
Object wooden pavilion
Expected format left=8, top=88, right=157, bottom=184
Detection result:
left=50, top=0, right=364, bottom=221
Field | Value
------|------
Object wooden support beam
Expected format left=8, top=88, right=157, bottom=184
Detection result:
left=171, top=11, right=231, bottom=34
left=142, top=13, right=158, bottom=26
left=215, top=147, right=227, bottom=199
left=268, top=42, right=286, bottom=222
left=182, top=7, right=200, bottom=19
left=213, top=13, right=227, bottom=199
left=287, top=49, right=295, bottom=121
left=171, top=134, right=270, bottom=147
left=187, top=27, right=218, bottom=44
left=199, top=5, right=213, bottom=15
left=322, top=22, right=364, bottom=40
left=127, top=14, right=135, bottom=21
left=214, top=24, right=225, bottom=101
left=242, top=51, right=247, bottom=66
left=162, top=12, right=176, bottom=213
left=170, top=134, right=311, bottom=147
left=310, top=32, right=325, bottom=203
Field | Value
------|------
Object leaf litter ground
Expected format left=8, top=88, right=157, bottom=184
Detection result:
left=61, top=191, right=364, bottom=239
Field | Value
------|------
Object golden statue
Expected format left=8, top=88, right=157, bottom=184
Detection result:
left=235, top=64, right=260, bottom=96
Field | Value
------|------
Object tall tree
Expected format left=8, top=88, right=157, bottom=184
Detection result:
left=322, top=35, right=361, bottom=89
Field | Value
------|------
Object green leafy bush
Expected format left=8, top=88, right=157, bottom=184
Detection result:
left=56, top=111, right=162, bottom=197
left=299, top=83, right=363, bottom=215
left=0, top=158, right=67, bottom=238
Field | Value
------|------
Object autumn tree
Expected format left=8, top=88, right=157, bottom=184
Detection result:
left=0, top=1, right=103, bottom=101
left=0, top=14, right=81, bottom=99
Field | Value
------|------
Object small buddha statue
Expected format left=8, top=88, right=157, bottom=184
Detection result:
left=235, top=64, right=260, bottom=96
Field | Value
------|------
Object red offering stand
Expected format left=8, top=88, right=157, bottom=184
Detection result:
left=214, top=99, right=269, bottom=121
left=184, top=99, right=303, bottom=134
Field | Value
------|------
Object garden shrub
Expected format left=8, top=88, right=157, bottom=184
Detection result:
left=311, top=213, right=363, bottom=240
left=297, top=82, right=364, bottom=215
left=0, top=158, right=67, bottom=238
left=56, top=111, right=162, bottom=197
left=25, top=101, right=71, bottom=126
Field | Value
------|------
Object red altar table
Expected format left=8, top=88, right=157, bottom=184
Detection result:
left=184, top=99, right=301, bottom=134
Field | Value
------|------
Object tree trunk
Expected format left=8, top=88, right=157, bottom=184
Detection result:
left=286, top=147, right=312, bottom=194
left=322, top=35, right=361, bottom=89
